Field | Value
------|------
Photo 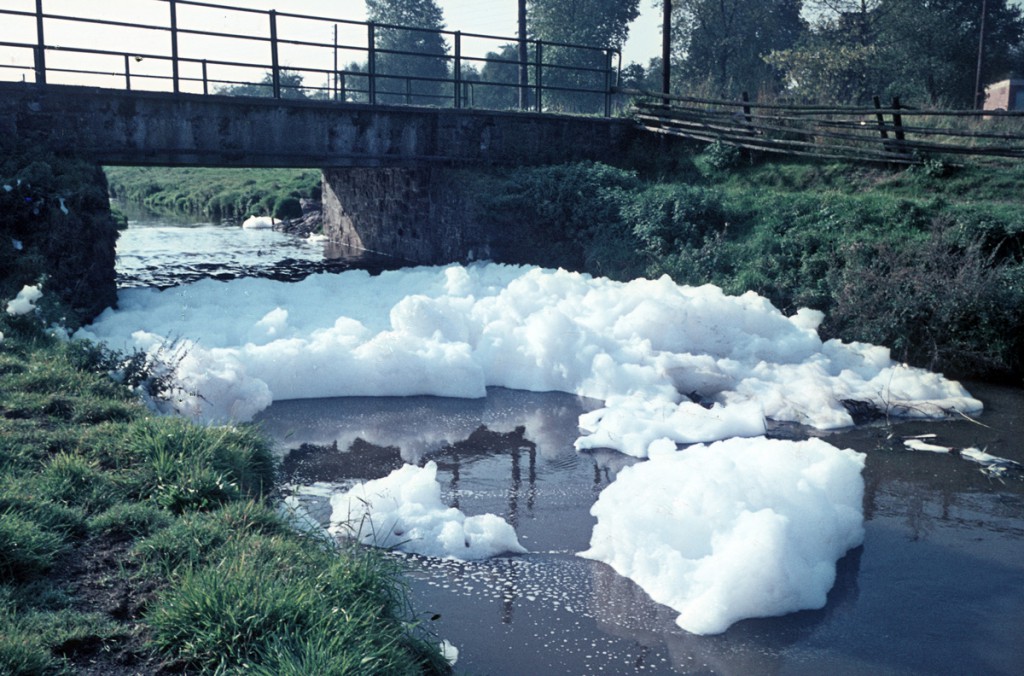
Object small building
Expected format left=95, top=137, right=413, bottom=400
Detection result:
left=984, top=79, right=1024, bottom=111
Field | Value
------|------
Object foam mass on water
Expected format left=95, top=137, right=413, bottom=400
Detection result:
left=75, top=262, right=980, bottom=632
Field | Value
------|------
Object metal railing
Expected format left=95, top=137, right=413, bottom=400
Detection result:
left=0, top=0, right=621, bottom=116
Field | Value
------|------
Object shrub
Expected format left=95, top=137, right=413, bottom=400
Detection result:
left=700, top=140, right=743, bottom=171
left=828, top=232, right=1024, bottom=378
left=478, top=162, right=639, bottom=271
left=272, top=195, right=303, bottom=220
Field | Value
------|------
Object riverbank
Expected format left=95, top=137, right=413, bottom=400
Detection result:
left=104, top=166, right=323, bottom=229
left=462, top=153, right=1024, bottom=383
left=0, top=313, right=449, bottom=674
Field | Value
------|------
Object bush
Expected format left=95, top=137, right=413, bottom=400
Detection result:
left=272, top=195, right=303, bottom=220
left=829, top=232, right=1024, bottom=378
left=700, top=140, right=743, bottom=171
left=474, top=162, right=640, bottom=273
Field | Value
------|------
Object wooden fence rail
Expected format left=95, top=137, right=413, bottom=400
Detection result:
left=621, top=87, right=1024, bottom=164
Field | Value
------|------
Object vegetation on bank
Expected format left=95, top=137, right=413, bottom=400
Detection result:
left=104, top=166, right=323, bottom=223
left=464, top=150, right=1024, bottom=383
left=0, top=314, right=449, bottom=674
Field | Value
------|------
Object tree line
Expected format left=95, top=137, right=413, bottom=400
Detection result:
left=219, top=0, right=1024, bottom=111
left=626, top=0, right=1024, bottom=108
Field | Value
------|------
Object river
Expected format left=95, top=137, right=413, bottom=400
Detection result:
left=116, top=213, right=1024, bottom=675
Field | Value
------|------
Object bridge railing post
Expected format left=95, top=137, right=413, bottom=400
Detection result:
left=124, top=53, right=131, bottom=91
left=269, top=9, right=280, bottom=99
left=454, top=31, right=462, bottom=109
left=367, top=23, right=376, bottom=105
left=202, top=59, right=208, bottom=95
left=604, top=49, right=613, bottom=118
left=534, top=42, right=543, bottom=113
left=169, top=0, right=179, bottom=93
left=34, top=0, right=46, bottom=84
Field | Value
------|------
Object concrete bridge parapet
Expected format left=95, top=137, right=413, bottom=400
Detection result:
left=0, top=82, right=640, bottom=169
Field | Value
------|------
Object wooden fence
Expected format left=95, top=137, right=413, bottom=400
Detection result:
left=622, top=88, right=1024, bottom=165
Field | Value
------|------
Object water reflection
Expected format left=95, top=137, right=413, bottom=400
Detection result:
left=256, top=382, right=1024, bottom=675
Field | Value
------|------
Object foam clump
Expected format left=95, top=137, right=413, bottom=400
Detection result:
left=328, top=461, right=526, bottom=560
left=241, top=215, right=277, bottom=229
left=579, top=436, right=866, bottom=635
left=75, top=263, right=982, bottom=452
left=6, top=284, right=42, bottom=316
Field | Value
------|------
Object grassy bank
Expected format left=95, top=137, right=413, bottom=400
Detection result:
left=467, top=153, right=1024, bottom=383
left=104, top=166, right=322, bottom=223
left=0, top=314, right=448, bottom=674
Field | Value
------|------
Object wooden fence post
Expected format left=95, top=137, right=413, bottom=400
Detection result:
left=872, top=95, right=889, bottom=140
left=741, top=91, right=754, bottom=135
left=891, top=95, right=906, bottom=155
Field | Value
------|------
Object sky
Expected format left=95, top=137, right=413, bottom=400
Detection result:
left=0, top=0, right=664, bottom=89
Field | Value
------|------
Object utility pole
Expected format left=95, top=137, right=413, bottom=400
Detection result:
left=662, top=0, right=671, bottom=104
left=518, top=0, right=528, bottom=110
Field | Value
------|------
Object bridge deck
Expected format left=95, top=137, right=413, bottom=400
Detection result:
left=1, top=82, right=639, bottom=168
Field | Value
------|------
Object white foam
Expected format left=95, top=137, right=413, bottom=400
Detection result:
left=75, top=263, right=982, bottom=455
left=327, top=462, right=526, bottom=560
left=579, top=436, right=866, bottom=635
left=241, top=215, right=278, bottom=229
left=6, top=284, right=42, bottom=316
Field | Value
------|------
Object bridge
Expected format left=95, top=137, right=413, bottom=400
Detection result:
left=0, top=0, right=642, bottom=167
left=1, top=1, right=660, bottom=267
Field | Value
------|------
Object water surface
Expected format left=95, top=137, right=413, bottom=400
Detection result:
left=258, top=383, right=1024, bottom=675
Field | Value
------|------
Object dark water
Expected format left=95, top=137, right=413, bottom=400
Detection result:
left=113, top=206, right=402, bottom=289
left=256, top=382, right=1024, bottom=676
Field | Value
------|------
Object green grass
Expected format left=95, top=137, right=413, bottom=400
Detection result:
left=104, top=166, right=322, bottom=222
left=0, top=312, right=448, bottom=674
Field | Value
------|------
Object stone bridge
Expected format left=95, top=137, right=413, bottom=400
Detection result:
left=1, top=82, right=647, bottom=264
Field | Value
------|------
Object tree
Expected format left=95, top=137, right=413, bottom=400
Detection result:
left=672, top=0, right=806, bottom=97
left=527, top=0, right=641, bottom=111
left=366, top=0, right=449, bottom=105
left=877, top=0, right=1023, bottom=107
left=474, top=44, right=521, bottom=110
left=216, top=69, right=307, bottom=99
left=771, top=0, right=1024, bottom=106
